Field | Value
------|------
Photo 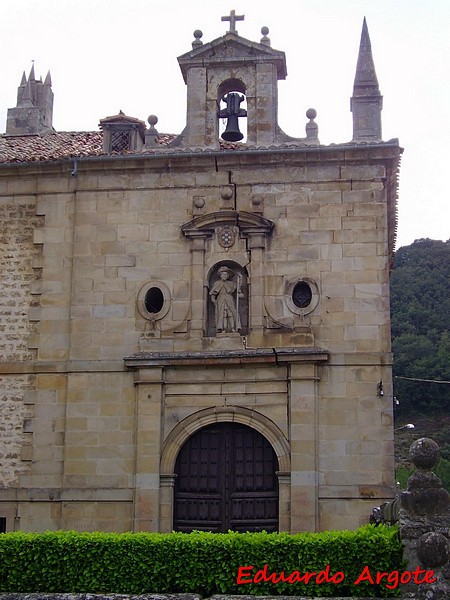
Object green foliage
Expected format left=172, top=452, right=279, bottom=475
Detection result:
left=435, top=457, right=450, bottom=493
left=396, top=459, right=450, bottom=494
left=0, top=526, right=404, bottom=597
left=440, top=442, right=450, bottom=461
left=395, top=465, right=413, bottom=490
left=391, top=238, right=450, bottom=413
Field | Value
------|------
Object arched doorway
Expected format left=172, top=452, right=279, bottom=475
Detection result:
left=173, top=422, right=279, bottom=532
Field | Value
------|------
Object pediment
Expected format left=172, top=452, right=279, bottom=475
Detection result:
left=181, top=210, right=274, bottom=239
left=178, top=32, right=287, bottom=82
left=99, top=112, right=145, bottom=128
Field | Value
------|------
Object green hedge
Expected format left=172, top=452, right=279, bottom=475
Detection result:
left=0, top=525, right=404, bottom=597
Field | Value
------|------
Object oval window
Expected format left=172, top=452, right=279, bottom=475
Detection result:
left=144, top=287, right=164, bottom=314
left=292, top=281, right=312, bottom=309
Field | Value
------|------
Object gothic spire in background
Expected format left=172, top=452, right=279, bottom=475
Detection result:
left=6, top=64, right=54, bottom=135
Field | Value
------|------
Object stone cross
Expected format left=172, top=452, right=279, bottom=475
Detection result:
left=221, top=10, right=244, bottom=33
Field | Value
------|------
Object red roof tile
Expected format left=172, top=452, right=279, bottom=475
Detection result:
left=2, top=126, right=356, bottom=165
left=0, top=131, right=104, bottom=163
left=0, top=130, right=245, bottom=164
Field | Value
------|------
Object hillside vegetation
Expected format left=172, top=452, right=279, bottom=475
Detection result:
left=390, top=238, right=450, bottom=489
left=391, top=238, right=450, bottom=414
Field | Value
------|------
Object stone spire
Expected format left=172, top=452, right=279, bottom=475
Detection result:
left=351, top=17, right=383, bottom=141
left=6, top=65, right=54, bottom=135
left=19, top=78, right=34, bottom=107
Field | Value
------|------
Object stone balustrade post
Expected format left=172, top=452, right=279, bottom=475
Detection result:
left=399, top=437, right=450, bottom=595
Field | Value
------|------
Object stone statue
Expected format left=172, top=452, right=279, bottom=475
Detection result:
left=209, top=266, right=243, bottom=333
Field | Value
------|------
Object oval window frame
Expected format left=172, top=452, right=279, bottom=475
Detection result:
left=285, top=277, right=319, bottom=316
left=137, top=281, right=171, bottom=321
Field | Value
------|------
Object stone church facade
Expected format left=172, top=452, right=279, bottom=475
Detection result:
left=0, top=14, right=401, bottom=533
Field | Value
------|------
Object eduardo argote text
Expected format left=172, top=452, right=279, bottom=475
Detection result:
left=237, top=564, right=436, bottom=590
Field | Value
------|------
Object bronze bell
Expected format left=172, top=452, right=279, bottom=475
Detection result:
left=219, top=93, right=247, bottom=142
left=222, top=114, right=244, bottom=142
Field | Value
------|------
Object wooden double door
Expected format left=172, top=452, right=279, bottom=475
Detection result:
left=173, top=422, right=279, bottom=532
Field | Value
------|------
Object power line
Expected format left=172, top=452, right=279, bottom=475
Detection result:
left=394, top=376, right=450, bottom=385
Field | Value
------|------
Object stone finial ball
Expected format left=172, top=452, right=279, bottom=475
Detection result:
left=193, top=196, right=205, bottom=208
left=410, top=437, right=440, bottom=470
left=148, top=115, right=158, bottom=126
left=220, top=186, right=234, bottom=200
left=417, top=532, right=449, bottom=568
left=306, top=108, right=317, bottom=120
left=261, top=26, right=269, bottom=36
left=193, top=30, right=203, bottom=39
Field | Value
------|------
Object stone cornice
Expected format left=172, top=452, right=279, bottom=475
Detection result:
left=0, top=138, right=403, bottom=173
left=124, top=347, right=329, bottom=369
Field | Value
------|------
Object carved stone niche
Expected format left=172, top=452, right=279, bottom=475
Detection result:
left=207, top=261, right=249, bottom=337
left=181, top=210, right=274, bottom=337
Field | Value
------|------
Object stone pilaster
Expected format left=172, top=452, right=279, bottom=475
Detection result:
left=289, top=362, right=319, bottom=532
left=133, top=367, right=164, bottom=531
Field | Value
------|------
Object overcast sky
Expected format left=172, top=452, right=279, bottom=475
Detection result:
left=1, top=0, right=448, bottom=249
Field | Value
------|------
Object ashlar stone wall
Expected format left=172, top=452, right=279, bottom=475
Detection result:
left=0, top=144, right=399, bottom=533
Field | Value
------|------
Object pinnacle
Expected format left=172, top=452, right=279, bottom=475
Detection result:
left=353, top=17, right=380, bottom=93
left=18, top=78, right=34, bottom=107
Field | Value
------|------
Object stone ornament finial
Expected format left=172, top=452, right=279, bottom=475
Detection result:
left=401, top=438, right=449, bottom=516
left=416, top=532, right=450, bottom=600
left=410, top=437, right=441, bottom=470
left=192, top=196, right=205, bottom=209
left=192, top=30, right=203, bottom=48
left=220, top=185, right=234, bottom=201
left=145, top=115, right=160, bottom=148
left=306, top=108, right=319, bottom=140
left=219, top=185, right=234, bottom=209
left=417, top=532, right=450, bottom=569
left=260, top=26, right=270, bottom=46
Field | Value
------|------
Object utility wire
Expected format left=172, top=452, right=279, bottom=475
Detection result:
left=394, top=376, right=450, bottom=385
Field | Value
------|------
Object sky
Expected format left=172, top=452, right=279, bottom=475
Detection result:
left=0, top=0, right=449, bottom=250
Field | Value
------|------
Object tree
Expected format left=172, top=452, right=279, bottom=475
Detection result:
left=390, top=239, right=450, bottom=413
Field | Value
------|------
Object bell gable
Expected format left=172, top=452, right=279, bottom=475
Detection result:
left=177, top=31, right=287, bottom=83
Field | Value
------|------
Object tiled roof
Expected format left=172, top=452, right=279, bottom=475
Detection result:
left=0, top=128, right=396, bottom=166
left=0, top=131, right=179, bottom=164
left=0, top=131, right=104, bottom=163
left=0, top=130, right=316, bottom=164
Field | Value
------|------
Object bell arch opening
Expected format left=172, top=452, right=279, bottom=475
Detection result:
left=218, top=78, right=246, bottom=97
left=218, top=79, right=247, bottom=142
